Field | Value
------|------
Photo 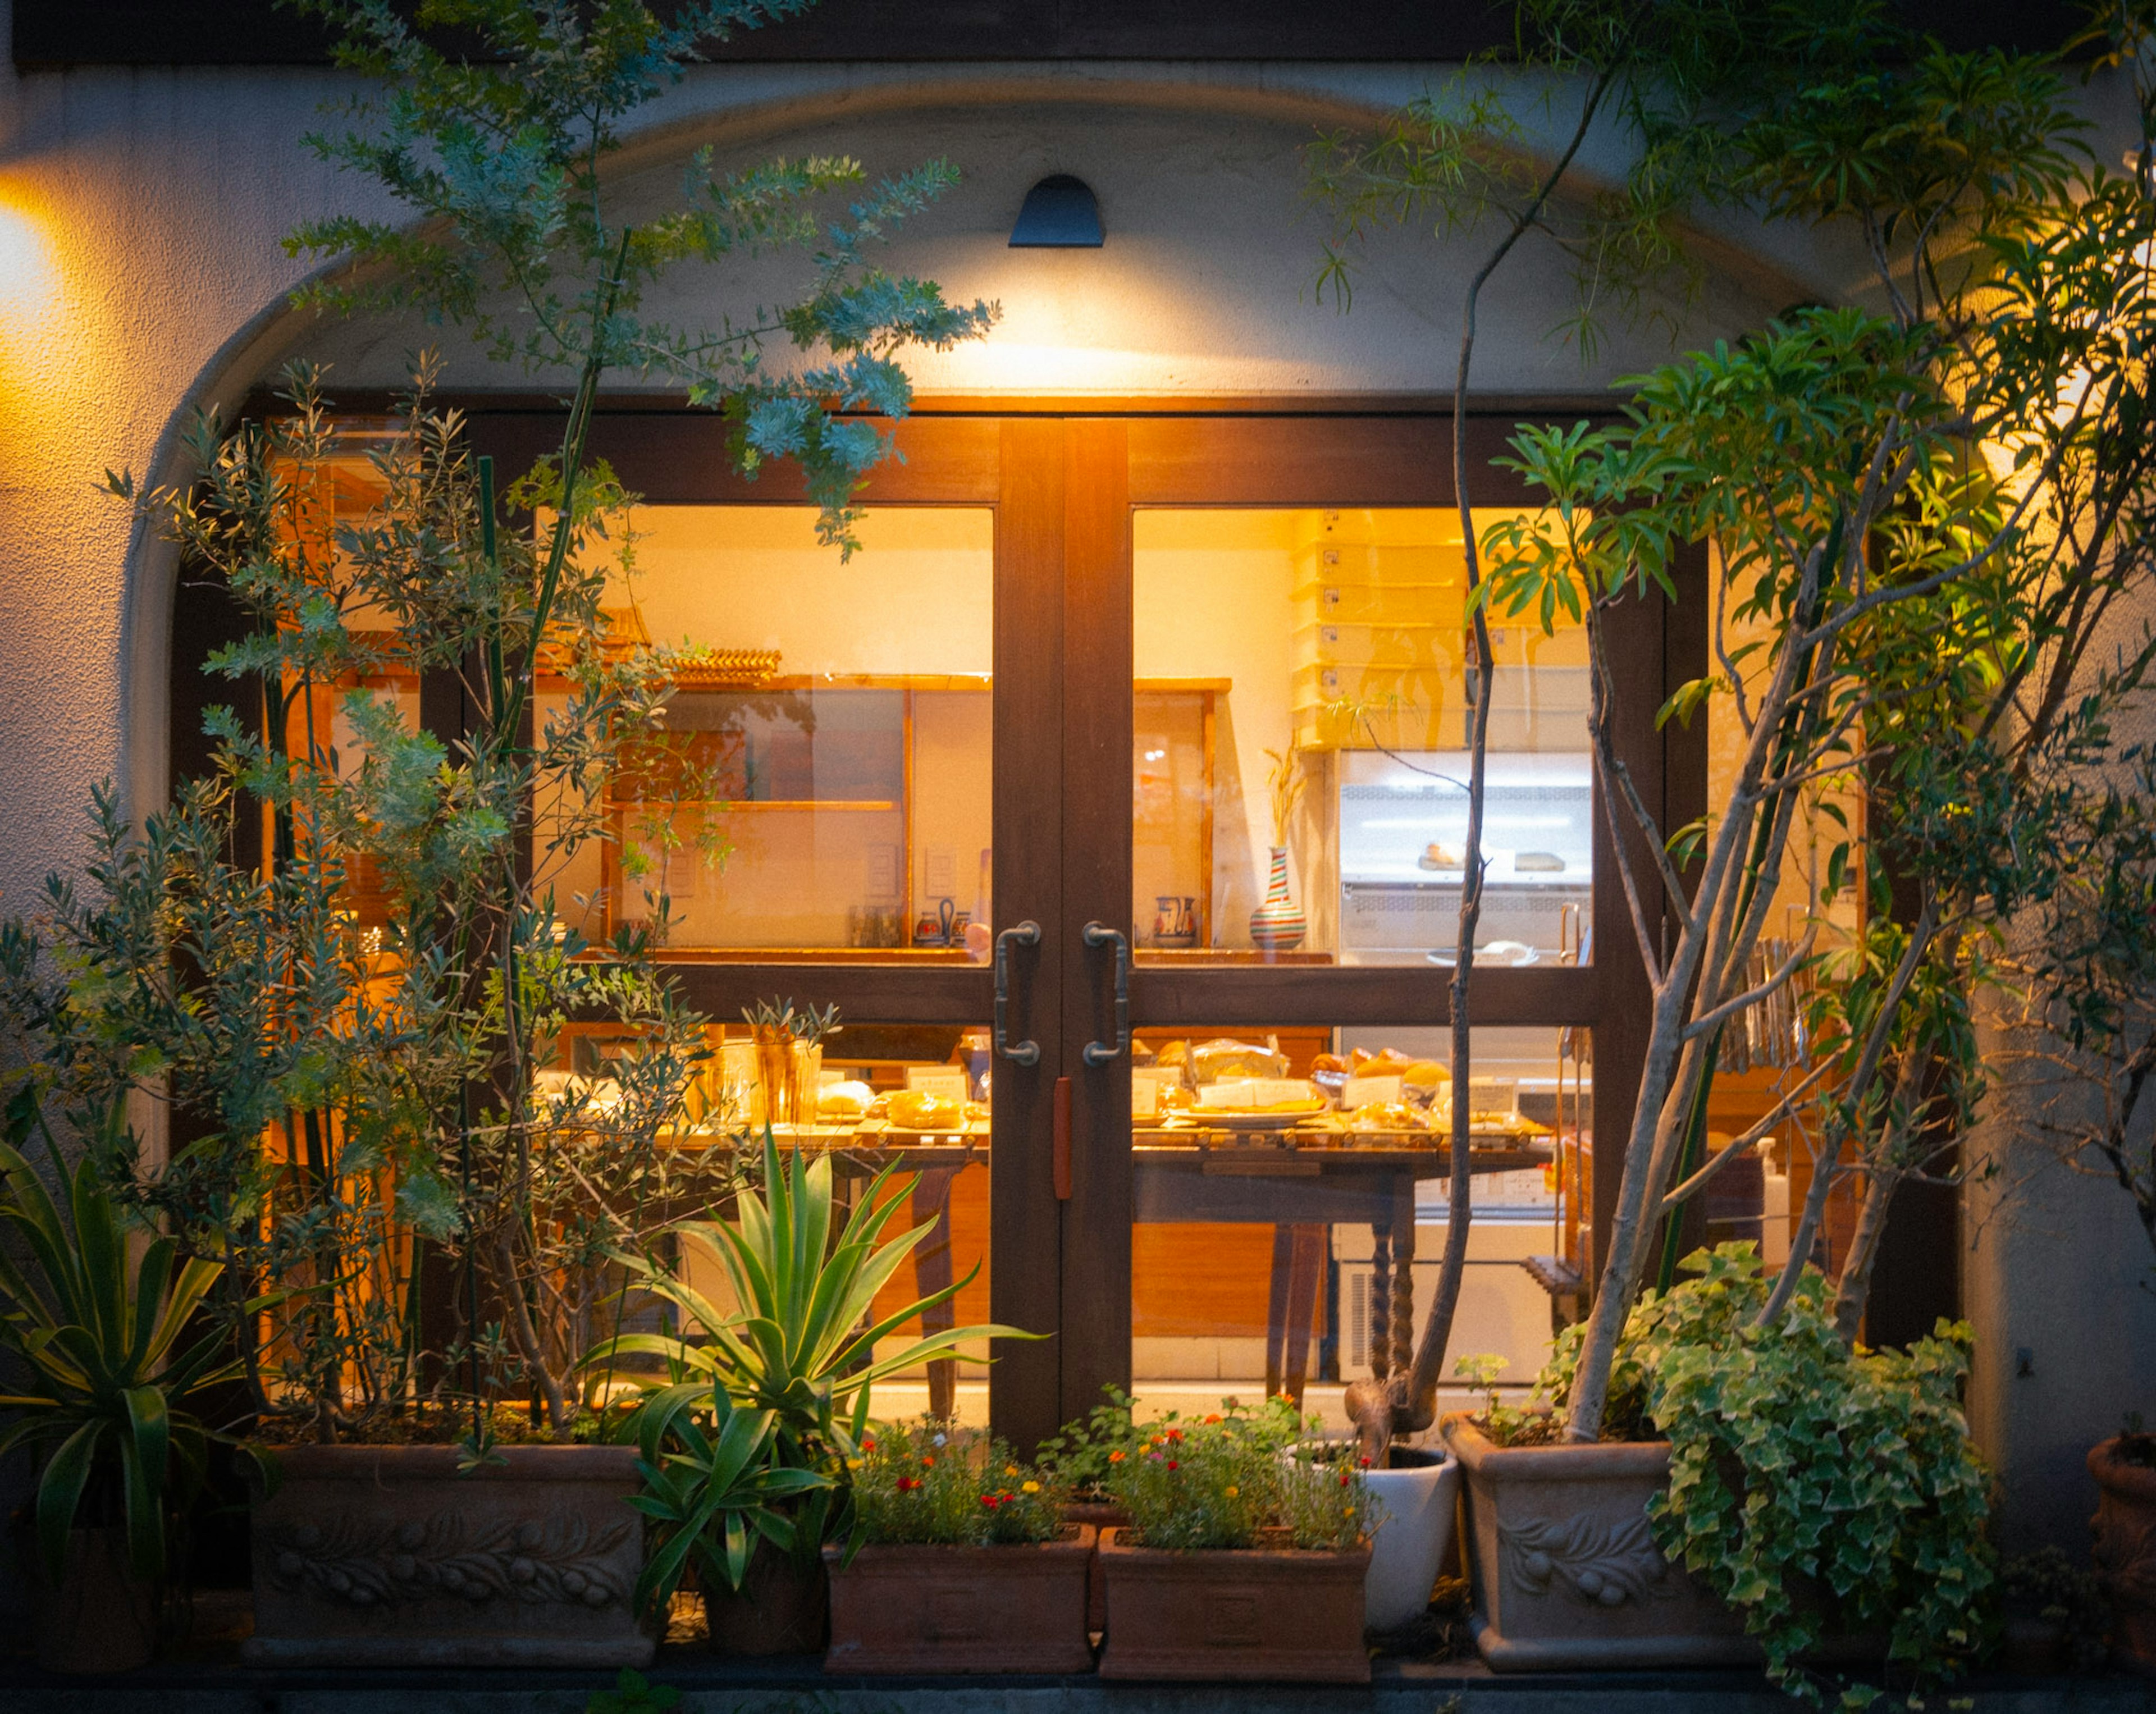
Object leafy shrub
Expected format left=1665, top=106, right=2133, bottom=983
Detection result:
left=1095, top=1396, right=1369, bottom=1552
left=1536, top=1243, right=1993, bottom=1707
left=853, top=1422, right=1064, bottom=1546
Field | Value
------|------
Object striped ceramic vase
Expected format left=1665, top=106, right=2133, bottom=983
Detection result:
left=1248, top=845, right=1308, bottom=952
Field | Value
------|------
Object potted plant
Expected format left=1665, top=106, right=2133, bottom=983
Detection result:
left=821, top=1422, right=1091, bottom=1674
left=0, top=1097, right=264, bottom=1674
left=22, top=0, right=988, bottom=1670
left=599, top=1132, right=1035, bottom=1654
left=1091, top=1398, right=1373, bottom=1684
left=1994, top=1544, right=2110, bottom=1676
left=1446, top=1244, right=1994, bottom=1704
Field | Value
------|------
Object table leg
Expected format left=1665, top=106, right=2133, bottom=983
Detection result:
left=1281, top=1225, right=1325, bottom=1405
left=909, top=1166, right=962, bottom=1420
left=1368, top=1222, right=1392, bottom=1382
left=1264, top=1224, right=1295, bottom=1401
left=1390, top=1189, right=1417, bottom=1381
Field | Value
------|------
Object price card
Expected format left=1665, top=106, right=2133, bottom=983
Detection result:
left=1341, top=1074, right=1405, bottom=1109
left=904, top=1064, right=970, bottom=1103
left=1131, top=1068, right=1182, bottom=1118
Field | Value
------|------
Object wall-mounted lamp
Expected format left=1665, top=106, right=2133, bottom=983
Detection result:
left=1009, top=175, right=1104, bottom=248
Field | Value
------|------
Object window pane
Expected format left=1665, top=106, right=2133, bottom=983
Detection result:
left=1128, top=1025, right=1589, bottom=1433
left=1133, top=509, right=1592, bottom=970
left=540, top=506, right=993, bottom=955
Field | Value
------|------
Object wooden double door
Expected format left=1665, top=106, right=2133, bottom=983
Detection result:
left=460, top=401, right=1692, bottom=1450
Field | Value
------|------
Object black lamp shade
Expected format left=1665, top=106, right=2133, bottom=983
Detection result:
left=1009, top=175, right=1104, bottom=248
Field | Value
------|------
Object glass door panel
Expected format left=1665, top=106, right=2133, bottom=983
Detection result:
left=1131, top=508, right=1593, bottom=970
left=537, top=505, right=994, bottom=957
left=1127, top=1022, right=1587, bottom=1428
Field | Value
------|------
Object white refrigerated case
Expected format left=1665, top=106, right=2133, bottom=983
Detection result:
left=1337, top=749, right=1592, bottom=966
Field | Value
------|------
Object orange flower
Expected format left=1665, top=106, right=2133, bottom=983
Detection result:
left=1108, top=1450, right=1125, bottom=1463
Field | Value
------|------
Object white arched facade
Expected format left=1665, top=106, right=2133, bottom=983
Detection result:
left=4, top=30, right=2151, bottom=1557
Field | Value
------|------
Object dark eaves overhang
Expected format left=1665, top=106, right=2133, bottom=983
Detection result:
left=9, top=0, right=2096, bottom=70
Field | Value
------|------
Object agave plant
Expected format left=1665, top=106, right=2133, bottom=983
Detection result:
left=598, top=1130, right=1033, bottom=1452
left=0, top=1093, right=268, bottom=1584
left=591, top=1131, right=1035, bottom=1585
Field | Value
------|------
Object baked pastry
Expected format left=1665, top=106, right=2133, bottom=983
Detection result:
left=886, top=1089, right=963, bottom=1131
left=1344, top=1100, right=1426, bottom=1132
left=817, top=1080, right=875, bottom=1121
left=1191, top=1038, right=1288, bottom=1084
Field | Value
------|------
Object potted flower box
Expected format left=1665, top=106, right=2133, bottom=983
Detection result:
left=1442, top=1414, right=1753, bottom=1671
left=1091, top=1406, right=1372, bottom=1683
left=824, top=1425, right=1094, bottom=1674
left=245, top=1442, right=652, bottom=1667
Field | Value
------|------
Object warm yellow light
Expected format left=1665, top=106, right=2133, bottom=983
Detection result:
left=0, top=195, right=61, bottom=331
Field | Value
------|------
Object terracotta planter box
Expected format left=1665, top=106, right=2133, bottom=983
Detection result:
left=823, top=1526, right=1096, bottom=1674
left=2090, top=1436, right=2156, bottom=1674
left=245, top=1443, right=651, bottom=1667
left=1095, top=1528, right=1371, bottom=1683
left=1443, top=1415, right=1753, bottom=1670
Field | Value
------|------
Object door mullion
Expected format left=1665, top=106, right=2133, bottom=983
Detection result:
left=1056, top=419, right=1135, bottom=1427
left=992, top=418, right=1071, bottom=1451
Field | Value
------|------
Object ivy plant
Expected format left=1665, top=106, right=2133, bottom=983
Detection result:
left=1537, top=1243, right=1993, bottom=1708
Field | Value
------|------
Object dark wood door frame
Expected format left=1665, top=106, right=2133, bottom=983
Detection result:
left=449, top=399, right=1701, bottom=1441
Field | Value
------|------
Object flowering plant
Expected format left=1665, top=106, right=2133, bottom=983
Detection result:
left=852, top=1422, right=1065, bottom=1547
left=1097, top=1397, right=1371, bottom=1552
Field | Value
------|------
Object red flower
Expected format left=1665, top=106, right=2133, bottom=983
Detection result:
left=1166, top=1428, right=1183, bottom=1442
left=1358, top=1456, right=1371, bottom=1469
left=1339, top=1471, right=1351, bottom=1487
left=981, top=1494, right=1001, bottom=1509
left=1166, top=1460, right=1179, bottom=1470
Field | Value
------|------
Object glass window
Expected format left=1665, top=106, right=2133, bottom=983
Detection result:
left=1127, top=1025, right=1589, bottom=1430
left=540, top=505, right=993, bottom=955
left=1132, top=509, right=1592, bottom=970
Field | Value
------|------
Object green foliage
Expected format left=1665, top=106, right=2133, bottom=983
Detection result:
left=1093, top=1395, right=1369, bottom=1553
left=1995, top=1545, right=2109, bottom=1673
left=1538, top=1245, right=1994, bottom=1708
left=1031, top=1384, right=1143, bottom=1500
left=852, top=1422, right=1063, bottom=1547
left=0, top=1101, right=271, bottom=1583
left=595, top=1133, right=1039, bottom=1590
left=1452, top=1351, right=1536, bottom=1444
left=595, top=1132, right=1034, bottom=1455
left=283, top=0, right=995, bottom=552
left=619, top=1380, right=832, bottom=1615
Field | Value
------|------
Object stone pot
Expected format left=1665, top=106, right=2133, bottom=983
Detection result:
left=1442, top=1415, right=1753, bottom=1670
left=245, top=1443, right=651, bottom=1667
left=2089, top=1435, right=2156, bottom=1673
left=31, top=1525, right=158, bottom=1673
left=823, top=1526, right=1096, bottom=1674
left=1095, top=1528, right=1371, bottom=1683
left=704, top=1543, right=828, bottom=1655
left=1363, top=1446, right=1461, bottom=1632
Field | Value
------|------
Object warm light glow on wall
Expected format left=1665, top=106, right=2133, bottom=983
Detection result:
left=0, top=192, right=61, bottom=338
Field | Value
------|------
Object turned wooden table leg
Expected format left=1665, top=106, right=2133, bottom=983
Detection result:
left=1389, top=1189, right=1417, bottom=1382
left=1368, top=1222, right=1392, bottom=1382
left=1265, top=1224, right=1295, bottom=1401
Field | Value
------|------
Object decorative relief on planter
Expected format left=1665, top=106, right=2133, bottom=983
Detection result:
left=1499, top=1513, right=1673, bottom=1606
left=264, top=1509, right=631, bottom=1609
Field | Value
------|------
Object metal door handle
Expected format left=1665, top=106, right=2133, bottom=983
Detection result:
left=1081, top=921, right=1131, bottom=1067
left=993, top=921, right=1042, bottom=1066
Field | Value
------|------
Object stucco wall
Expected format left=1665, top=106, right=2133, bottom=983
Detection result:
left=3, top=0, right=2153, bottom=1566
